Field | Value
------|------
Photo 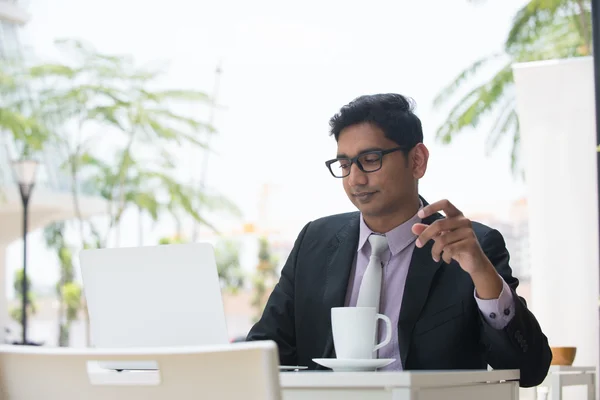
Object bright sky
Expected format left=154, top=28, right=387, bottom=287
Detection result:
left=7, top=0, right=529, bottom=292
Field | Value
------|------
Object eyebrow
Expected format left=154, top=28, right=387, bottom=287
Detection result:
left=336, top=147, right=384, bottom=159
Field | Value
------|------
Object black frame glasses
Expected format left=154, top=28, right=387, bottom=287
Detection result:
left=325, top=146, right=405, bottom=178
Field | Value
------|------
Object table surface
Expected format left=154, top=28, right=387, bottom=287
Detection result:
left=279, top=370, right=520, bottom=388
left=547, top=365, right=595, bottom=373
left=89, top=366, right=520, bottom=389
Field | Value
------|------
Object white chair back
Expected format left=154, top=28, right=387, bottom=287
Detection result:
left=0, top=341, right=281, bottom=400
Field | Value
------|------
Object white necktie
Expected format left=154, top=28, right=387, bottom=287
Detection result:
left=356, top=234, right=389, bottom=313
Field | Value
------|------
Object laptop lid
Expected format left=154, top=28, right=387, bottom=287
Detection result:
left=80, top=242, right=229, bottom=353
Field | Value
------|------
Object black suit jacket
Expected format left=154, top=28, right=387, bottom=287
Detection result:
left=247, top=205, right=552, bottom=387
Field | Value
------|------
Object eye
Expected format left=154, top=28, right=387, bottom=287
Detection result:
left=361, top=154, right=381, bottom=163
left=338, top=160, right=351, bottom=169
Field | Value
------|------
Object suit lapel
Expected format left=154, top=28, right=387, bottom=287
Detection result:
left=397, top=212, right=444, bottom=368
left=320, top=213, right=360, bottom=360
left=316, top=205, right=445, bottom=365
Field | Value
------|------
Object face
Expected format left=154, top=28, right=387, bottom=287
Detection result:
left=335, top=122, right=428, bottom=219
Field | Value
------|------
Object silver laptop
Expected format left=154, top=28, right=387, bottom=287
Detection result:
left=80, top=242, right=229, bottom=370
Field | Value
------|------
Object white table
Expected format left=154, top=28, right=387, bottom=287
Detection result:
left=534, top=366, right=596, bottom=400
left=88, top=367, right=519, bottom=400
left=280, top=370, right=520, bottom=400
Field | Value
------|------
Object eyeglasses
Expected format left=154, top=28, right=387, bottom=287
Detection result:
left=325, top=147, right=405, bottom=178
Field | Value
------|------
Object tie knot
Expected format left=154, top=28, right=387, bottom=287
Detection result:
left=368, top=234, right=388, bottom=258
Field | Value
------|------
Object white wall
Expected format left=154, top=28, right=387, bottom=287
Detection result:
left=513, top=56, right=599, bottom=395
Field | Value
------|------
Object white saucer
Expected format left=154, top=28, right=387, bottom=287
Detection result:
left=312, top=358, right=395, bottom=372
left=279, top=365, right=308, bottom=371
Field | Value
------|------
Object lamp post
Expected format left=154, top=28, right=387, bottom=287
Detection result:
left=11, top=159, right=39, bottom=345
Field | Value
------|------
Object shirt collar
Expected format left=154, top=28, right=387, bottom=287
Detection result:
left=357, top=200, right=423, bottom=256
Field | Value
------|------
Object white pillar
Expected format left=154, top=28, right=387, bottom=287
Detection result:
left=513, top=57, right=599, bottom=372
left=0, top=244, right=9, bottom=343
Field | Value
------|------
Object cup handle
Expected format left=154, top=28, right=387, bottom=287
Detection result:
left=373, top=313, right=392, bottom=352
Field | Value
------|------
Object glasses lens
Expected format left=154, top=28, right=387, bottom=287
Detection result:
left=358, top=153, right=382, bottom=172
left=328, top=160, right=350, bottom=177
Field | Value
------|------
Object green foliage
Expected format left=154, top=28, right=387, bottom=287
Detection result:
left=158, top=236, right=186, bottom=245
left=2, top=37, right=241, bottom=249
left=251, top=237, right=279, bottom=322
left=433, top=0, right=591, bottom=172
left=3, top=38, right=241, bottom=345
left=61, top=282, right=82, bottom=321
left=214, top=239, right=245, bottom=294
left=43, top=221, right=82, bottom=347
left=2, top=38, right=238, bottom=244
left=9, top=268, right=37, bottom=326
left=0, top=61, right=49, bottom=157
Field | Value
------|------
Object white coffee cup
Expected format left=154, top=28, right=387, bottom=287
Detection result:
left=331, top=307, right=392, bottom=359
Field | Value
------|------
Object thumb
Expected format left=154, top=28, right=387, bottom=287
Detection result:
left=412, top=222, right=428, bottom=235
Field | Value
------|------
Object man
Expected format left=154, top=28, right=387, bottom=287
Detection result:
left=246, top=93, right=551, bottom=387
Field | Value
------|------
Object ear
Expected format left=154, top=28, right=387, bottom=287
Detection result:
left=411, top=143, right=429, bottom=179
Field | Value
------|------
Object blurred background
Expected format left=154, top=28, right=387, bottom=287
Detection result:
left=0, top=2, right=595, bottom=385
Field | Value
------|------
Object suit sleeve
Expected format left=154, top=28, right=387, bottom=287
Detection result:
left=479, top=228, right=552, bottom=387
left=245, top=222, right=310, bottom=365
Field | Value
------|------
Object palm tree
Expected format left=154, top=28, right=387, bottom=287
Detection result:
left=16, top=39, right=216, bottom=247
left=1, top=38, right=241, bottom=346
left=433, top=0, right=592, bottom=171
left=77, top=148, right=240, bottom=248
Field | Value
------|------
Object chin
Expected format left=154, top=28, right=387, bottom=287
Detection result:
left=356, top=205, right=384, bottom=217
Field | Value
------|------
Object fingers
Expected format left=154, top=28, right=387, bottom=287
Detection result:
left=411, top=223, right=428, bottom=236
left=418, top=199, right=463, bottom=219
left=415, top=216, right=471, bottom=248
left=441, top=242, right=459, bottom=264
left=430, top=228, right=472, bottom=262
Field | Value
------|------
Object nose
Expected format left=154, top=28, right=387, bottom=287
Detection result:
left=347, top=163, right=368, bottom=187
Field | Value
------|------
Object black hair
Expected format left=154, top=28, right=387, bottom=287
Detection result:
left=329, top=93, right=423, bottom=152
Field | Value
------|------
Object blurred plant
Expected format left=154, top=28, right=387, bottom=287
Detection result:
left=9, top=268, right=37, bottom=329
left=251, top=237, right=279, bottom=322
left=1, top=38, right=241, bottom=345
left=0, top=61, right=48, bottom=158
left=433, top=0, right=592, bottom=172
left=158, top=235, right=186, bottom=245
left=214, top=239, right=245, bottom=294
left=43, top=221, right=82, bottom=347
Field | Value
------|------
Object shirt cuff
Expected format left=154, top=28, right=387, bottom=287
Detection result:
left=474, top=278, right=515, bottom=330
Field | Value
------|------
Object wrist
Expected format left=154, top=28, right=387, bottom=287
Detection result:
left=468, top=259, right=496, bottom=279
left=470, top=260, right=503, bottom=300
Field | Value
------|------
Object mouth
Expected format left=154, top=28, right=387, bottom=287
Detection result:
left=353, top=191, right=377, bottom=201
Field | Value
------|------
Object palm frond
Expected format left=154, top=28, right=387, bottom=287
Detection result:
left=510, top=12, right=591, bottom=59
left=435, top=63, right=514, bottom=143
left=485, top=100, right=517, bottom=154
left=140, top=89, right=211, bottom=104
left=510, top=121, right=521, bottom=173
left=432, top=53, right=503, bottom=107
left=506, top=0, right=563, bottom=52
